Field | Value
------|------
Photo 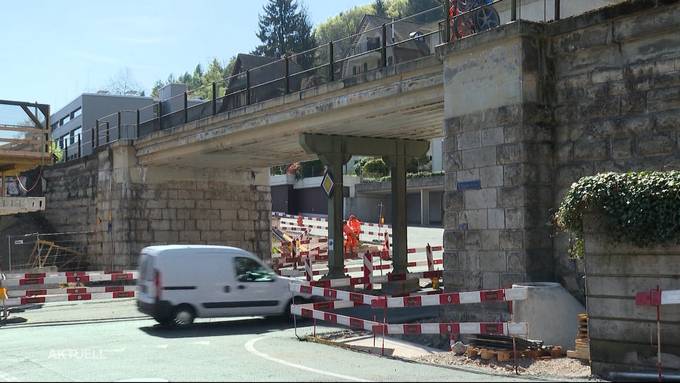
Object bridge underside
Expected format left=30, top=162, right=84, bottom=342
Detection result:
left=134, top=59, right=444, bottom=169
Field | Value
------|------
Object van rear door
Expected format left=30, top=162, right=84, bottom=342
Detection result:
left=137, top=252, right=156, bottom=304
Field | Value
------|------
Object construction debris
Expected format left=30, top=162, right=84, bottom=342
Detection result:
left=567, top=313, right=590, bottom=362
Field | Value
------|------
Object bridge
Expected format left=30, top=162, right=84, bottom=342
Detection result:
left=20, top=0, right=680, bottom=303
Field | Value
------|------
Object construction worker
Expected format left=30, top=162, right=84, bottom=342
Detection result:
left=343, top=215, right=362, bottom=258
left=0, top=270, right=7, bottom=322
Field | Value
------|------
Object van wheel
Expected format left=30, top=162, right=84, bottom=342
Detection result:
left=171, top=305, right=195, bottom=327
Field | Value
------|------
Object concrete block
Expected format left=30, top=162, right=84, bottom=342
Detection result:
left=460, top=209, right=487, bottom=230
left=456, top=169, right=479, bottom=183
left=154, top=231, right=178, bottom=243
left=482, top=272, right=500, bottom=290
left=487, top=209, right=505, bottom=230
left=637, top=133, right=675, bottom=156
left=480, top=166, right=503, bottom=188
left=480, top=230, right=500, bottom=250
left=150, top=220, right=170, bottom=231
left=461, top=147, right=497, bottom=169
left=481, top=127, right=504, bottom=147
left=464, top=189, right=497, bottom=209
left=479, top=251, right=507, bottom=272
left=505, top=208, right=525, bottom=229
left=465, top=231, right=482, bottom=250
left=443, top=230, right=465, bottom=250
left=457, top=130, right=481, bottom=150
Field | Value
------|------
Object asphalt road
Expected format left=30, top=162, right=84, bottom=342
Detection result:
left=0, top=300, right=529, bottom=382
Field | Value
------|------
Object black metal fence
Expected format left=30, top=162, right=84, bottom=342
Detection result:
left=59, top=0, right=567, bottom=163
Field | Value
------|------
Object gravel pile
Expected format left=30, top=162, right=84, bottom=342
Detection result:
left=416, top=351, right=595, bottom=379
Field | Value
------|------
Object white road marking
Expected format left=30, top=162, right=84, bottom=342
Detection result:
left=244, top=336, right=370, bottom=382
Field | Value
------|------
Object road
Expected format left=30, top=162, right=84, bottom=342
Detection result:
left=0, top=300, right=529, bottom=382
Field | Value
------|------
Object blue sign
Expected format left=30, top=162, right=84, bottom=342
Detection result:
left=457, top=180, right=481, bottom=191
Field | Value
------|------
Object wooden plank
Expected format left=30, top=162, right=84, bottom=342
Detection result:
left=0, top=124, right=46, bottom=134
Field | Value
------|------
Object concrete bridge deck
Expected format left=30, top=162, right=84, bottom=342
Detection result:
left=134, top=56, right=444, bottom=169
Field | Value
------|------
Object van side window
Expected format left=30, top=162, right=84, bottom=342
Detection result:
left=233, top=257, right=274, bottom=282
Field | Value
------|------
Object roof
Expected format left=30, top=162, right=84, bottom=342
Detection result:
left=141, top=245, right=249, bottom=255
left=351, top=14, right=435, bottom=54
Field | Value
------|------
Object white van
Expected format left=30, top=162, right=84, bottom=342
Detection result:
left=137, top=245, right=301, bottom=327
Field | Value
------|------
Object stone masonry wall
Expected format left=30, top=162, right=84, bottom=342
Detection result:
left=440, top=1, right=680, bottom=318
left=549, top=0, right=680, bottom=299
left=583, top=213, right=680, bottom=376
left=35, top=142, right=271, bottom=271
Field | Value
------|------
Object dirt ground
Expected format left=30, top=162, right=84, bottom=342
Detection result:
left=416, top=351, right=595, bottom=379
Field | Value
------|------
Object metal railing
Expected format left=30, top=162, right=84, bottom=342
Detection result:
left=60, top=0, right=569, bottom=162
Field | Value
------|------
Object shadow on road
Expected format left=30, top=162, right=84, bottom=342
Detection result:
left=139, top=317, right=295, bottom=339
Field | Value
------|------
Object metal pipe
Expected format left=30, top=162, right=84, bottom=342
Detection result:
left=7, top=235, right=12, bottom=272
left=77, top=134, right=81, bottom=158
left=183, top=92, right=188, bottom=123
left=608, top=372, right=680, bottom=382
left=555, top=0, right=560, bottom=20
left=444, top=0, right=451, bottom=43
left=511, top=0, right=517, bottom=21
left=117, top=111, right=122, bottom=140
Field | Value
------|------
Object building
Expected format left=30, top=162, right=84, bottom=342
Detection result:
left=51, top=84, right=202, bottom=160
left=50, top=92, right=155, bottom=160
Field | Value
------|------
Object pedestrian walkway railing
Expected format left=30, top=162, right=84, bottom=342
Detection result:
left=59, top=0, right=574, bottom=163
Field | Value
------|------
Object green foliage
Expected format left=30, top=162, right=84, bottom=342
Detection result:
left=555, top=172, right=680, bottom=258
left=151, top=57, right=236, bottom=99
left=374, top=0, right=388, bottom=17
left=314, top=4, right=374, bottom=45
left=253, top=0, right=316, bottom=64
left=49, top=141, right=63, bottom=162
left=362, top=158, right=390, bottom=178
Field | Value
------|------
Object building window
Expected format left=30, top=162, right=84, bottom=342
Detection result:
left=72, top=107, right=82, bottom=119
left=366, top=37, right=380, bottom=51
left=353, top=66, right=357, bottom=75
left=72, top=127, right=82, bottom=142
left=388, top=56, right=393, bottom=66
left=363, top=62, right=368, bottom=72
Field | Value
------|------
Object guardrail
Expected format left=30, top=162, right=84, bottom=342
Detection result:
left=57, top=0, right=575, bottom=163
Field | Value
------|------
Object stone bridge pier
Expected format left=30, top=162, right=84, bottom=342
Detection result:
left=43, top=141, right=271, bottom=270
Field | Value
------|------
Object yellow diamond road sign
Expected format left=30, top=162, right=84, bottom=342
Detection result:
left=321, top=170, right=335, bottom=198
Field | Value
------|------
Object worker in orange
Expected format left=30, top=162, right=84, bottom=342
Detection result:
left=343, top=215, right=362, bottom=258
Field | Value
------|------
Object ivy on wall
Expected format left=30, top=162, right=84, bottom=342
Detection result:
left=555, top=172, right=680, bottom=258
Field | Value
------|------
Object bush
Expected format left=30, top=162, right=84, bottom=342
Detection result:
left=362, top=158, right=389, bottom=178
left=555, top=171, right=680, bottom=258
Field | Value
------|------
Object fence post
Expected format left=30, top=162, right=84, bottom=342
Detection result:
left=183, top=92, right=188, bottom=123
left=117, top=111, right=122, bottom=140
left=212, top=82, right=217, bottom=115
left=7, top=236, right=11, bottom=272
left=328, top=41, right=335, bottom=81
left=511, top=0, right=517, bottom=21
left=444, top=0, right=451, bottom=43
left=105, top=122, right=110, bottom=143
left=284, top=55, right=290, bottom=94
left=246, top=70, right=251, bottom=105
left=157, top=102, right=162, bottom=130
left=382, top=24, right=388, bottom=67
left=555, top=0, right=560, bottom=20
left=77, top=134, right=81, bottom=158
left=94, top=119, right=99, bottom=148
left=136, top=109, right=140, bottom=138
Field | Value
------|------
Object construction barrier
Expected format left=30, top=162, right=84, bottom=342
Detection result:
left=289, top=281, right=529, bottom=337
left=0, top=270, right=138, bottom=308
left=634, top=287, right=680, bottom=379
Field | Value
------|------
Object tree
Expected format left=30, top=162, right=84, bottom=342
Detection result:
left=374, top=0, right=388, bottom=17
left=399, top=0, right=443, bottom=23
left=253, top=0, right=316, bottom=61
left=104, top=68, right=145, bottom=96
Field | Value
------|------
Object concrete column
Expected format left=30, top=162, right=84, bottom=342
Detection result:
left=387, top=141, right=408, bottom=275
left=420, top=189, right=430, bottom=226
left=319, top=153, right=347, bottom=279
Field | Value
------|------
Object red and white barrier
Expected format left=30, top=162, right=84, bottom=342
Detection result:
left=363, top=252, right=373, bottom=290
left=289, top=282, right=529, bottom=337
left=2, top=272, right=137, bottom=288
left=8, top=285, right=136, bottom=298
left=4, top=270, right=137, bottom=280
left=635, top=289, right=680, bottom=306
left=5, top=290, right=136, bottom=306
